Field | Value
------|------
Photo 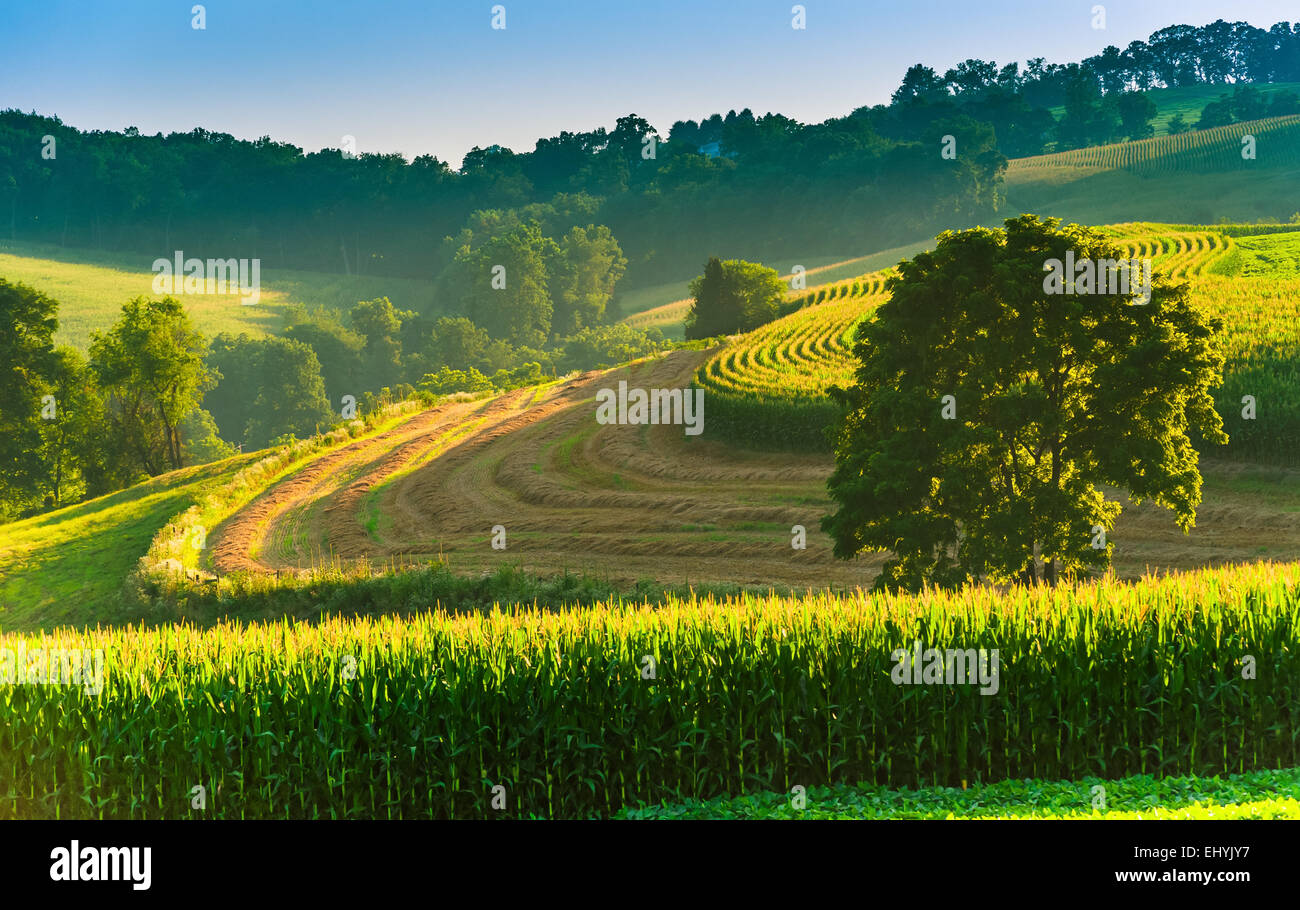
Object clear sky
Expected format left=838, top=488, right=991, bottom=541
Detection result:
left=2, top=0, right=1294, bottom=167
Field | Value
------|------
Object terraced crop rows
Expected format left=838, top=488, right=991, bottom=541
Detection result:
left=1108, top=226, right=1234, bottom=279
left=698, top=275, right=888, bottom=402
left=620, top=259, right=895, bottom=332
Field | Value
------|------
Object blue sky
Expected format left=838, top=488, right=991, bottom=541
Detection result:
left=2, top=0, right=1294, bottom=166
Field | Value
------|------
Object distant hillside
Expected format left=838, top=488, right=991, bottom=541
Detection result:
left=1002, top=116, right=1300, bottom=226
left=0, top=240, right=437, bottom=350
left=1009, top=115, right=1300, bottom=177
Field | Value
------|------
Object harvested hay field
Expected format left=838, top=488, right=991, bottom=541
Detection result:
left=207, top=349, right=1300, bottom=589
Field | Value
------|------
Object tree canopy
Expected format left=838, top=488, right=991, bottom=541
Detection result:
left=1, top=19, right=1295, bottom=287
left=685, top=257, right=786, bottom=339
left=823, top=215, right=1228, bottom=591
left=0, top=279, right=58, bottom=515
left=89, top=296, right=213, bottom=475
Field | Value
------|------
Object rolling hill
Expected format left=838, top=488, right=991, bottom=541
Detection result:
left=0, top=240, right=437, bottom=350
left=3, top=220, right=1298, bottom=825
left=1002, top=115, right=1300, bottom=226
left=0, top=452, right=258, bottom=628
left=622, top=115, right=1300, bottom=335
left=6, top=220, right=1300, bottom=635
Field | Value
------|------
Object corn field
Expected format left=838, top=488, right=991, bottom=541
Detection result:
left=694, top=226, right=1300, bottom=459
left=1006, top=115, right=1300, bottom=177
left=1, top=561, right=1297, bottom=819
left=692, top=272, right=889, bottom=447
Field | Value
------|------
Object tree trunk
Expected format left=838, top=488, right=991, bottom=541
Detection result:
left=162, top=417, right=182, bottom=470
left=52, top=445, right=62, bottom=506
left=1020, top=561, right=1037, bottom=586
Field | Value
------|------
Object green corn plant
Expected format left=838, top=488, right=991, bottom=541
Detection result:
left=0, top=561, right=1297, bottom=819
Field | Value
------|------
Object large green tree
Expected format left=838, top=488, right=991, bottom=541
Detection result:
left=90, top=296, right=213, bottom=474
left=550, top=224, right=627, bottom=336
left=823, top=215, right=1227, bottom=591
left=422, top=316, right=493, bottom=373
left=442, top=222, right=556, bottom=347
left=0, top=278, right=57, bottom=516
left=204, top=334, right=334, bottom=448
left=36, top=346, right=105, bottom=507
left=243, top=338, right=333, bottom=447
left=685, top=257, right=785, bottom=340
left=1115, top=90, right=1157, bottom=140
left=203, top=333, right=263, bottom=445
left=284, top=310, right=365, bottom=407
left=350, top=296, right=412, bottom=391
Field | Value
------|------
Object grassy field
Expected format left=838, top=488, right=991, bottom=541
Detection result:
left=1230, top=230, right=1300, bottom=276
left=0, top=399, right=441, bottom=633
left=0, top=240, right=438, bottom=350
left=0, top=453, right=257, bottom=629
left=1, top=559, right=1295, bottom=818
left=620, top=767, right=1300, bottom=819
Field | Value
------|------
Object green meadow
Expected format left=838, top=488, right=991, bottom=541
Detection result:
left=0, top=240, right=438, bottom=350
left=0, top=453, right=258, bottom=629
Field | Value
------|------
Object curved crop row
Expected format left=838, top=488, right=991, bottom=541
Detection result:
left=694, top=271, right=891, bottom=447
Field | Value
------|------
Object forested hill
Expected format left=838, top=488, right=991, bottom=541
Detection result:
left=0, top=110, right=1005, bottom=290
left=2, top=19, right=1297, bottom=290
